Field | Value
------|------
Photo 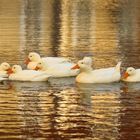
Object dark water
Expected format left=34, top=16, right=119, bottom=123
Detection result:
left=0, top=0, right=140, bottom=139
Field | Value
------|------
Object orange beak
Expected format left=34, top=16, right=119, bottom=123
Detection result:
left=7, top=68, right=13, bottom=75
left=24, top=58, right=31, bottom=65
left=6, top=68, right=11, bottom=71
left=71, top=64, right=80, bottom=70
left=122, top=72, right=129, bottom=79
left=35, top=66, right=40, bottom=71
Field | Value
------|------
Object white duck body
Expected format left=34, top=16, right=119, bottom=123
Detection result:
left=122, top=67, right=140, bottom=82
left=36, top=60, right=79, bottom=77
left=0, top=71, right=8, bottom=77
left=26, top=52, right=71, bottom=70
left=9, top=65, right=50, bottom=81
left=72, top=58, right=121, bottom=83
left=76, top=67, right=121, bottom=83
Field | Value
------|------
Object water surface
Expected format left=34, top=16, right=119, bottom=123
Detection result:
left=0, top=0, right=140, bottom=139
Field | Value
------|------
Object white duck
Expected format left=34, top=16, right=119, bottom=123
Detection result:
left=8, top=65, right=50, bottom=81
left=25, top=52, right=71, bottom=70
left=71, top=57, right=121, bottom=83
left=122, top=67, right=140, bottom=82
left=0, top=62, right=11, bottom=78
left=34, top=59, right=79, bottom=77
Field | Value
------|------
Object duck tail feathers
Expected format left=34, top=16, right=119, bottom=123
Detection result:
left=115, top=61, right=122, bottom=71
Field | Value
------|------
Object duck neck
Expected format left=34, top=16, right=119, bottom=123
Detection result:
left=80, top=66, right=93, bottom=73
left=41, top=63, right=48, bottom=71
left=16, top=68, right=22, bottom=73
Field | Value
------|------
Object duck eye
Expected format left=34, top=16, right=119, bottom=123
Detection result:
left=81, top=62, right=84, bottom=64
left=39, top=63, right=41, bottom=65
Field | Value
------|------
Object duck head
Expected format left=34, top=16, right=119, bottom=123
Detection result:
left=122, top=67, right=136, bottom=79
left=71, top=57, right=92, bottom=72
left=0, top=62, right=11, bottom=71
left=35, top=60, right=47, bottom=71
left=7, top=65, right=22, bottom=75
left=82, top=57, right=92, bottom=66
left=25, top=52, right=41, bottom=64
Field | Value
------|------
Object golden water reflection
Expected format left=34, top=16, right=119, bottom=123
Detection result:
left=0, top=0, right=140, bottom=139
